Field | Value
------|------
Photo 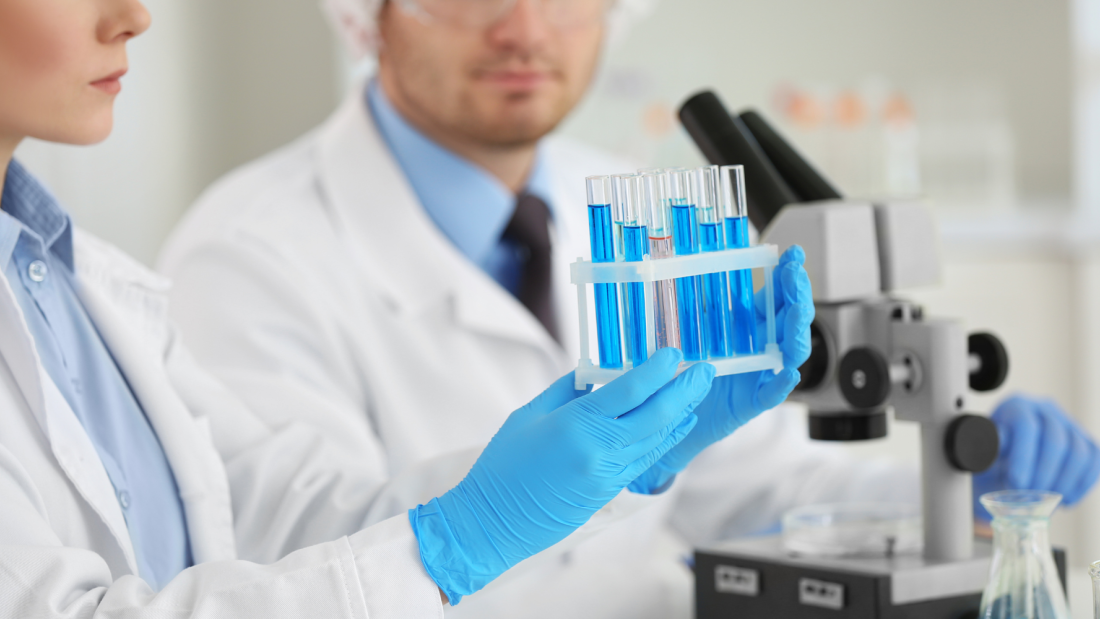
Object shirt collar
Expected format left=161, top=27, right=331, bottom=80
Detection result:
left=0, top=159, right=74, bottom=271
left=365, top=79, right=554, bottom=267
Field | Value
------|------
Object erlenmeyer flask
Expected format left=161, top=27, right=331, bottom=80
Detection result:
left=978, top=490, right=1069, bottom=619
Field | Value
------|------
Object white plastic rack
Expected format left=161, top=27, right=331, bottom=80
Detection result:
left=571, top=243, right=784, bottom=389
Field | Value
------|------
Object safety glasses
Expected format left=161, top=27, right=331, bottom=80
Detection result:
left=394, top=0, right=614, bottom=30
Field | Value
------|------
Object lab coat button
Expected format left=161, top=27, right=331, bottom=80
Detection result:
left=118, top=490, right=131, bottom=509
left=28, top=260, right=47, bottom=282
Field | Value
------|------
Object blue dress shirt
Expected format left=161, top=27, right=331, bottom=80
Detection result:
left=0, top=160, right=191, bottom=591
left=366, top=80, right=557, bottom=295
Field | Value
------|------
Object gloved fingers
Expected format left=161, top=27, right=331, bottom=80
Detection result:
left=755, top=246, right=809, bottom=312
left=752, top=274, right=784, bottom=336
left=778, top=299, right=814, bottom=369
left=992, top=397, right=1042, bottom=489
left=780, top=249, right=811, bottom=307
left=576, top=348, right=683, bottom=418
left=779, top=244, right=807, bottom=269
left=752, top=367, right=802, bottom=414
left=620, top=413, right=699, bottom=481
left=1072, top=443, right=1100, bottom=506
left=610, top=363, right=716, bottom=445
left=520, top=372, right=592, bottom=417
left=616, top=364, right=715, bottom=464
left=618, top=408, right=699, bottom=471
left=754, top=265, right=789, bottom=319
left=1031, top=406, right=1070, bottom=491
left=1053, top=431, right=1092, bottom=504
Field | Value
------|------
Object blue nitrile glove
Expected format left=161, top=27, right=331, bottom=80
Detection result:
left=629, top=246, right=815, bottom=494
left=973, top=394, right=1100, bottom=520
left=410, top=348, right=714, bottom=604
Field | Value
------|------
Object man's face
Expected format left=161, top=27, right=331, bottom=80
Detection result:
left=376, top=0, right=606, bottom=149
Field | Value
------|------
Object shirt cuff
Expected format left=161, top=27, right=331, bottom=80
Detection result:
left=347, top=514, right=444, bottom=619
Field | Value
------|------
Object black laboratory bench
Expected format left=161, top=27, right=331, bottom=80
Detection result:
left=695, top=536, right=1066, bottom=619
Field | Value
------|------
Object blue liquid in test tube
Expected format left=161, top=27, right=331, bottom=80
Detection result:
left=611, top=174, right=634, bottom=364
left=720, top=165, right=758, bottom=355
left=620, top=174, right=649, bottom=365
left=694, top=167, right=733, bottom=358
left=586, top=176, right=623, bottom=369
left=668, top=169, right=705, bottom=361
left=623, top=224, right=649, bottom=365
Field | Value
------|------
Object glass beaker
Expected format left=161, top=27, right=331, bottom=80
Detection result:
left=978, top=490, right=1069, bottom=619
left=1090, top=560, right=1100, bottom=619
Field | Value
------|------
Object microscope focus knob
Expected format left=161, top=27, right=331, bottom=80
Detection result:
left=838, top=347, right=890, bottom=409
left=969, top=332, right=1009, bottom=392
left=945, top=414, right=1000, bottom=473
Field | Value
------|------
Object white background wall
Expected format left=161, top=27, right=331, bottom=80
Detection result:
left=11, top=0, right=1100, bottom=613
left=561, top=0, right=1072, bottom=201
left=14, top=0, right=1078, bottom=266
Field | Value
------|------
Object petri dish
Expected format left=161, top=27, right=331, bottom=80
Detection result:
left=782, top=502, right=922, bottom=558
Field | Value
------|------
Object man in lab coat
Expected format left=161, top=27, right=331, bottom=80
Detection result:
left=159, top=0, right=1100, bottom=616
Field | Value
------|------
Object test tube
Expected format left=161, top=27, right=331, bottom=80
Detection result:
left=694, top=167, right=733, bottom=357
left=641, top=171, right=681, bottom=351
left=668, top=169, right=706, bottom=361
left=586, top=176, right=623, bottom=369
left=611, top=174, right=634, bottom=364
left=621, top=176, right=649, bottom=366
left=720, top=165, right=758, bottom=355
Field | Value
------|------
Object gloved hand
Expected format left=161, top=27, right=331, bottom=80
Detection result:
left=974, top=394, right=1100, bottom=520
left=629, top=245, right=815, bottom=494
left=410, top=348, right=715, bottom=605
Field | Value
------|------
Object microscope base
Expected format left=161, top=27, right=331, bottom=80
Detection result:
left=694, top=536, right=1066, bottom=619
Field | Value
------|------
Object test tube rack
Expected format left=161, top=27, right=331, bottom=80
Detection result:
left=571, top=243, right=783, bottom=389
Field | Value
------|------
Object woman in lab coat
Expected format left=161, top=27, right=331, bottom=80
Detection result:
left=0, top=0, right=718, bottom=614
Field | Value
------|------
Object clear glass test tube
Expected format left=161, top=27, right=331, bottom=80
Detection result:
left=622, top=175, right=649, bottom=366
left=611, top=174, right=634, bottom=364
left=586, top=175, right=623, bottom=369
left=668, top=169, right=706, bottom=361
left=720, top=165, right=758, bottom=355
left=641, top=171, right=681, bottom=351
left=695, top=167, right=733, bottom=358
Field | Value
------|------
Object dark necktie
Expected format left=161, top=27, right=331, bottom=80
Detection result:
left=502, top=193, right=559, bottom=344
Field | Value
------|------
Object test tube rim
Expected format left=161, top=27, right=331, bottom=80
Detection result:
left=720, top=164, right=748, bottom=219
left=586, top=174, right=613, bottom=206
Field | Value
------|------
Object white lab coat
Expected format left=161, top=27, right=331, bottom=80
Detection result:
left=0, top=229, right=444, bottom=617
left=159, top=90, right=918, bottom=618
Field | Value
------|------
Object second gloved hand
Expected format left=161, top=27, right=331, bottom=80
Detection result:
left=629, top=246, right=815, bottom=494
left=974, top=395, right=1100, bottom=520
left=410, top=348, right=715, bottom=605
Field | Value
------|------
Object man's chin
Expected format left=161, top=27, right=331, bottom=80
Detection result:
left=467, top=105, right=568, bottom=146
left=470, top=120, right=558, bottom=148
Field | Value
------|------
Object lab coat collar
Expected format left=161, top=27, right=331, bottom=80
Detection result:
left=314, top=89, right=565, bottom=355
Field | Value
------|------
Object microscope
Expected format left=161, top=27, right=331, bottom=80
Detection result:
left=677, top=92, right=1062, bottom=618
